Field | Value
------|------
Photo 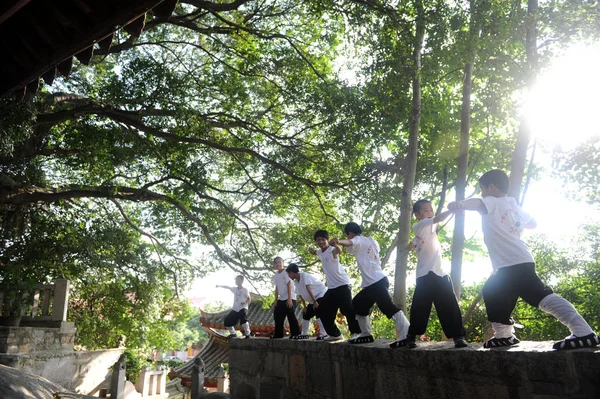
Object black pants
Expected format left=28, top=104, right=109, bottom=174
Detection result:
left=320, top=285, right=361, bottom=335
left=302, top=299, right=323, bottom=320
left=352, top=277, right=400, bottom=318
left=408, top=272, right=465, bottom=338
left=483, top=262, right=553, bottom=325
left=273, top=300, right=301, bottom=338
left=224, top=309, right=248, bottom=327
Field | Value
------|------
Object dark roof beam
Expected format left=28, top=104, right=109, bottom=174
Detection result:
left=97, top=33, right=114, bottom=53
left=152, top=0, right=179, bottom=20
left=57, top=57, right=74, bottom=78
left=0, top=0, right=32, bottom=27
left=123, top=14, right=146, bottom=37
left=42, top=67, right=57, bottom=86
left=74, top=45, right=94, bottom=65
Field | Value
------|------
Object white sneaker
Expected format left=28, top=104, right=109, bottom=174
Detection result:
left=324, top=335, right=344, bottom=341
left=350, top=333, right=362, bottom=341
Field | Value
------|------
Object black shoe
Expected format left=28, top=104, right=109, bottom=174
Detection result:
left=454, top=337, right=468, bottom=348
left=390, top=335, right=416, bottom=349
left=245, top=334, right=251, bottom=339
left=226, top=334, right=237, bottom=339
left=483, top=335, right=520, bottom=348
left=553, top=333, right=600, bottom=350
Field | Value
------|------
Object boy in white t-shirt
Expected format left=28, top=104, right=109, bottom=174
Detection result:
left=309, top=229, right=361, bottom=341
left=216, top=275, right=252, bottom=339
left=448, top=169, right=599, bottom=350
left=272, top=256, right=301, bottom=339
left=331, top=223, right=409, bottom=345
left=391, top=200, right=467, bottom=349
left=285, top=263, right=328, bottom=340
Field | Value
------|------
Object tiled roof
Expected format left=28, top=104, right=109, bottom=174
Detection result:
left=170, top=328, right=228, bottom=386
left=200, top=295, right=303, bottom=337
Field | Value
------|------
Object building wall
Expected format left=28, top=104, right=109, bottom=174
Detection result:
left=0, top=347, right=123, bottom=393
left=228, top=339, right=600, bottom=399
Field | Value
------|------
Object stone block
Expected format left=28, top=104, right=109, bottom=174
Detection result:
left=229, top=349, right=263, bottom=376
left=288, top=353, right=306, bottom=391
left=307, top=356, right=333, bottom=397
left=263, top=351, right=287, bottom=379
left=259, top=380, right=282, bottom=399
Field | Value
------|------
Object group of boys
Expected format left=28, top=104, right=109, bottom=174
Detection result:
left=219, top=169, right=600, bottom=350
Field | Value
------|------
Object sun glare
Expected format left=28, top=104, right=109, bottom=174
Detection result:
left=524, top=43, right=600, bottom=150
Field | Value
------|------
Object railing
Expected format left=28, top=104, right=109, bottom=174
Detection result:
left=0, top=278, right=70, bottom=325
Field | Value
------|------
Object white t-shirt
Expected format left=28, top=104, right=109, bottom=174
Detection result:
left=317, top=246, right=351, bottom=289
left=295, top=272, right=327, bottom=303
left=480, top=196, right=535, bottom=270
left=229, top=287, right=250, bottom=312
left=273, top=271, right=296, bottom=300
left=346, top=235, right=386, bottom=288
left=411, top=218, right=446, bottom=279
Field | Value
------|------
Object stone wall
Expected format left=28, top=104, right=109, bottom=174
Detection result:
left=228, top=339, right=600, bottom=399
left=0, top=323, right=75, bottom=353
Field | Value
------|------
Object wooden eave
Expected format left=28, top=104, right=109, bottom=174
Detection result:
left=0, top=0, right=178, bottom=96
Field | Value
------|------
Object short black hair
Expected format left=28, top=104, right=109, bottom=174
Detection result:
left=273, top=256, right=283, bottom=262
left=344, top=222, right=362, bottom=235
left=235, top=275, right=244, bottom=281
left=285, top=263, right=300, bottom=273
left=413, top=199, right=431, bottom=213
left=314, top=229, right=329, bottom=240
left=479, top=169, right=509, bottom=194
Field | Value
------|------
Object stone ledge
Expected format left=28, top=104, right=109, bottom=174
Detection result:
left=228, top=338, right=600, bottom=399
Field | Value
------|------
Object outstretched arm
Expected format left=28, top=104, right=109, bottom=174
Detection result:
left=433, top=209, right=453, bottom=224
left=308, top=247, right=317, bottom=255
left=330, top=237, right=353, bottom=247
left=332, top=244, right=342, bottom=259
left=448, top=198, right=486, bottom=213
left=216, top=285, right=233, bottom=290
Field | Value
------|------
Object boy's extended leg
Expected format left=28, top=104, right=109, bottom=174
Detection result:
left=273, top=301, right=286, bottom=338
left=239, top=309, right=251, bottom=339
left=365, top=277, right=409, bottom=347
left=318, top=290, right=342, bottom=338
left=515, top=263, right=599, bottom=350
left=482, top=269, right=520, bottom=348
left=350, top=285, right=378, bottom=344
left=336, top=285, right=362, bottom=336
left=539, top=294, right=598, bottom=350
left=433, top=274, right=468, bottom=348
left=285, top=300, right=301, bottom=337
left=224, top=310, right=240, bottom=339
left=392, top=274, right=433, bottom=349
left=295, top=304, right=314, bottom=339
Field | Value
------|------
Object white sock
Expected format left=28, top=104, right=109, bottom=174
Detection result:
left=392, top=310, right=410, bottom=340
left=301, top=319, right=311, bottom=336
left=539, top=293, right=594, bottom=337
left=355, top=315, right=372, bottom=336
left=316, top=318, right=326, bottom=337
left=242, top=322, right=251, bottom=336
left=226, top=326, right=236, bottom=335
left=491, top=322, right=515, bottom=339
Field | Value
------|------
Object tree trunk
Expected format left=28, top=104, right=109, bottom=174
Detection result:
left=450, top=60, right=474, bottom=301
left=508, top=0, right=538, bottom=202
left=393, top=0, right=425, bottom=312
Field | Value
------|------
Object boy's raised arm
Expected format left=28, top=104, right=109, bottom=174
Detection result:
left=433, top=209, right=453, bottom=224
left=448, top=198, right=487, bottom=213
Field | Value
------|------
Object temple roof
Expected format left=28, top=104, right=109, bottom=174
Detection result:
left=0, top=0, right=177, bottom=96
left=170, top=328, right=229, bottom=386
left=199, top=295, right=303, bottom=336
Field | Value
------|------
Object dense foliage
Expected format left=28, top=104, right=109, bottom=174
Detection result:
left=1, top=0, right=600, bottom=350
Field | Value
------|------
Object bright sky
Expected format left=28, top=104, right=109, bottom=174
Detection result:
left=187, top=42, right=600, bottom=307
